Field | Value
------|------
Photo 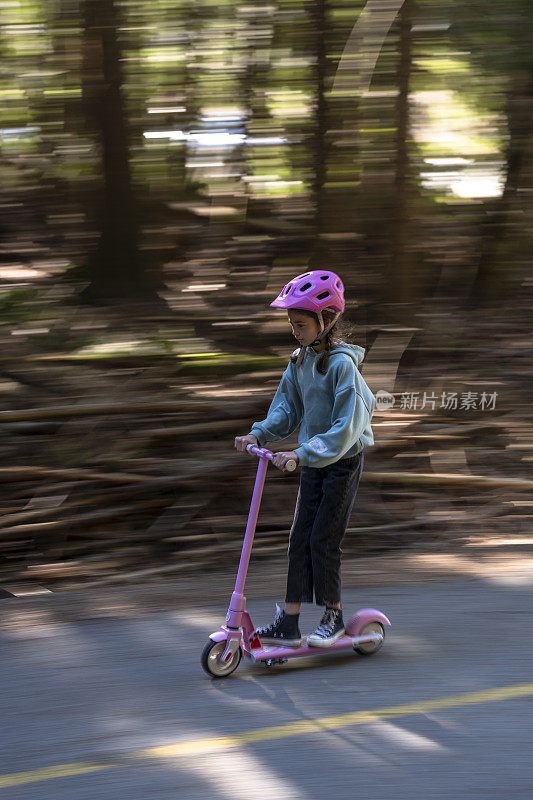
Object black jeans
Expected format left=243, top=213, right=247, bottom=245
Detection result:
left=285, top=452, right=364, bottom=606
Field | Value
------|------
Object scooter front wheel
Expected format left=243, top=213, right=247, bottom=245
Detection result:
left=353, top=622, right=385, bottom=655
left=201, top=640, right=242, bottom=678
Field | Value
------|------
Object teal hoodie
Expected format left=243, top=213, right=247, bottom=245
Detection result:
left=250, top=342, right=376, bottom=468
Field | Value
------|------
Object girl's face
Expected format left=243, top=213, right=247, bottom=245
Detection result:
left=288, top=310, right=320, bottom=347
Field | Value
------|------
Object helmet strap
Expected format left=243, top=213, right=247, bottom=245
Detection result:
left=310, top=311, right=340, bottom=347
left=295, top=310, right=341, bottom=364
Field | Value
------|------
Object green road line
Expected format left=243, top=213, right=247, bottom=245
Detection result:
left=2, top=682, right=533, bottom=790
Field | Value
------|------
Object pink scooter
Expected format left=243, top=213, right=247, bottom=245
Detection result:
left=202, top=445, right=390, bottom=678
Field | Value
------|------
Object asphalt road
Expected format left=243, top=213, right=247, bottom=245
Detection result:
left=1, top=570, right=533, bottom=799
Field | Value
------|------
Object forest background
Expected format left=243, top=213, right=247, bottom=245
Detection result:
left=0, top=0, right=531, bottom=597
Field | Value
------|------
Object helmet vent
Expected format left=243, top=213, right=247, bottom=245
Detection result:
left=317, top=291, right=330, bottom=300
left=299, top=282, right=312, bottom=292
left=320, top=275, right=329, bottom=280
left=283, top=283, right=293, bottom=296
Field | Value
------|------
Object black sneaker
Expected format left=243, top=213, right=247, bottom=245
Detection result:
left=255, top=604, right=302, bottom=648
left=307, top=608, right=345, bottom=647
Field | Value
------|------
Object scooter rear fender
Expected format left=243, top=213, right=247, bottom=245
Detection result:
left=345, top=608, right=391, bottom=636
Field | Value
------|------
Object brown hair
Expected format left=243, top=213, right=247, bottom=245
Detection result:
left=289, top=309, right=354, bottom=374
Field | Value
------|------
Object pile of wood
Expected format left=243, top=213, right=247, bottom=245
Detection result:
left=0, top=386, right=530, bottom=592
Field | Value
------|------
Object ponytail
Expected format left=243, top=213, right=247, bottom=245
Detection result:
left=316, top=321, right=337, bottom=375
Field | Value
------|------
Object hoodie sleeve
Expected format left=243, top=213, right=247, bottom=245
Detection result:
left=294, top=357, right=374, bottom=468
left=249, top=363, right=303, bottom=446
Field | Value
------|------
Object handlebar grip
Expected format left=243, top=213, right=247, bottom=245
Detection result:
left=246, top=444, right=298, bottom=473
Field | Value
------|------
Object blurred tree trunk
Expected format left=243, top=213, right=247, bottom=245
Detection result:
left=311, top=0, right=329, bottom=261
left=79, top=0, right=159, bottom=301
left=470, top=73, right=533, bottom=305
left=388, top=0, right=415, bottom=309
left=310, top=0, right=360, bottom=272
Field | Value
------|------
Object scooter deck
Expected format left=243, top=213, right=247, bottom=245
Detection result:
left=250, top=632, right=382, bottom=661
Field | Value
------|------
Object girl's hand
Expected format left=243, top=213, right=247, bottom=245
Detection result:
left=272, top=451, right=299, bottom=471
left=234, top=434, right=258, bottom=453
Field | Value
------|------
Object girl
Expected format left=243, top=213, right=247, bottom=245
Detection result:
left=234, top=270, right=375, bottom=647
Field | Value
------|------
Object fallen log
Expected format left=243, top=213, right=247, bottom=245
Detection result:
left=2, top=482, right=79, bottom=500
left=0, top=480, right=207, bottom=529
left=58, top=560, right=206, bottom=589
left=0, top=467, right=153, bottom=484
left=0, top=399, right=261, bottom=424
left=0, top=497, right=173, bottom=538
left=0, top=458, right=240, bottom=486
left=371, top=414, right=523, bottom=450
left=139, top=418, right=250, bottom=439
left=362, top=471, right=533, bottom=491
left=0, top=401, right=189, bottom=423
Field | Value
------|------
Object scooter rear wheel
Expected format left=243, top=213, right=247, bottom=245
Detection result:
left=201, top=640, right=242, bottom=678
left=353, top=622, right=385, bottom=655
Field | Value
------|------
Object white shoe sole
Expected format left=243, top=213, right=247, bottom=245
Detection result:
left=257, top=637, right=302, bottom=648
left=307, top=628, right=345, bottom=648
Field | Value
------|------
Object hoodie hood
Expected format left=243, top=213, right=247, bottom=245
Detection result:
left=328, top=342, right=365, bottom=368
left=296, top=342, right=365, bottom=368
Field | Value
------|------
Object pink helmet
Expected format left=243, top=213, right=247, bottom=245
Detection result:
left=270, top=270, right=345, bottom=314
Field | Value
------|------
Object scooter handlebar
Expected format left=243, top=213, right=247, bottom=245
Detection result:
left=246, top=444, right=297, bottom=472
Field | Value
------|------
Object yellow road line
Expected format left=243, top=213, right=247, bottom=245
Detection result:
left=2, top=682, right=533, bottom=790
left=0, top=763, right=119, bottom=789
left=138, top=682, right=533, bottom=758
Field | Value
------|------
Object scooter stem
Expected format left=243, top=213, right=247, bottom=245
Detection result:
left=227, top=455, right=269, bottom=627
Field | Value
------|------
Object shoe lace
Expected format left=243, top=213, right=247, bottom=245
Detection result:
left=315, top=609, right=338, bottom=636
left=256, top=606, right=283, bottom=635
